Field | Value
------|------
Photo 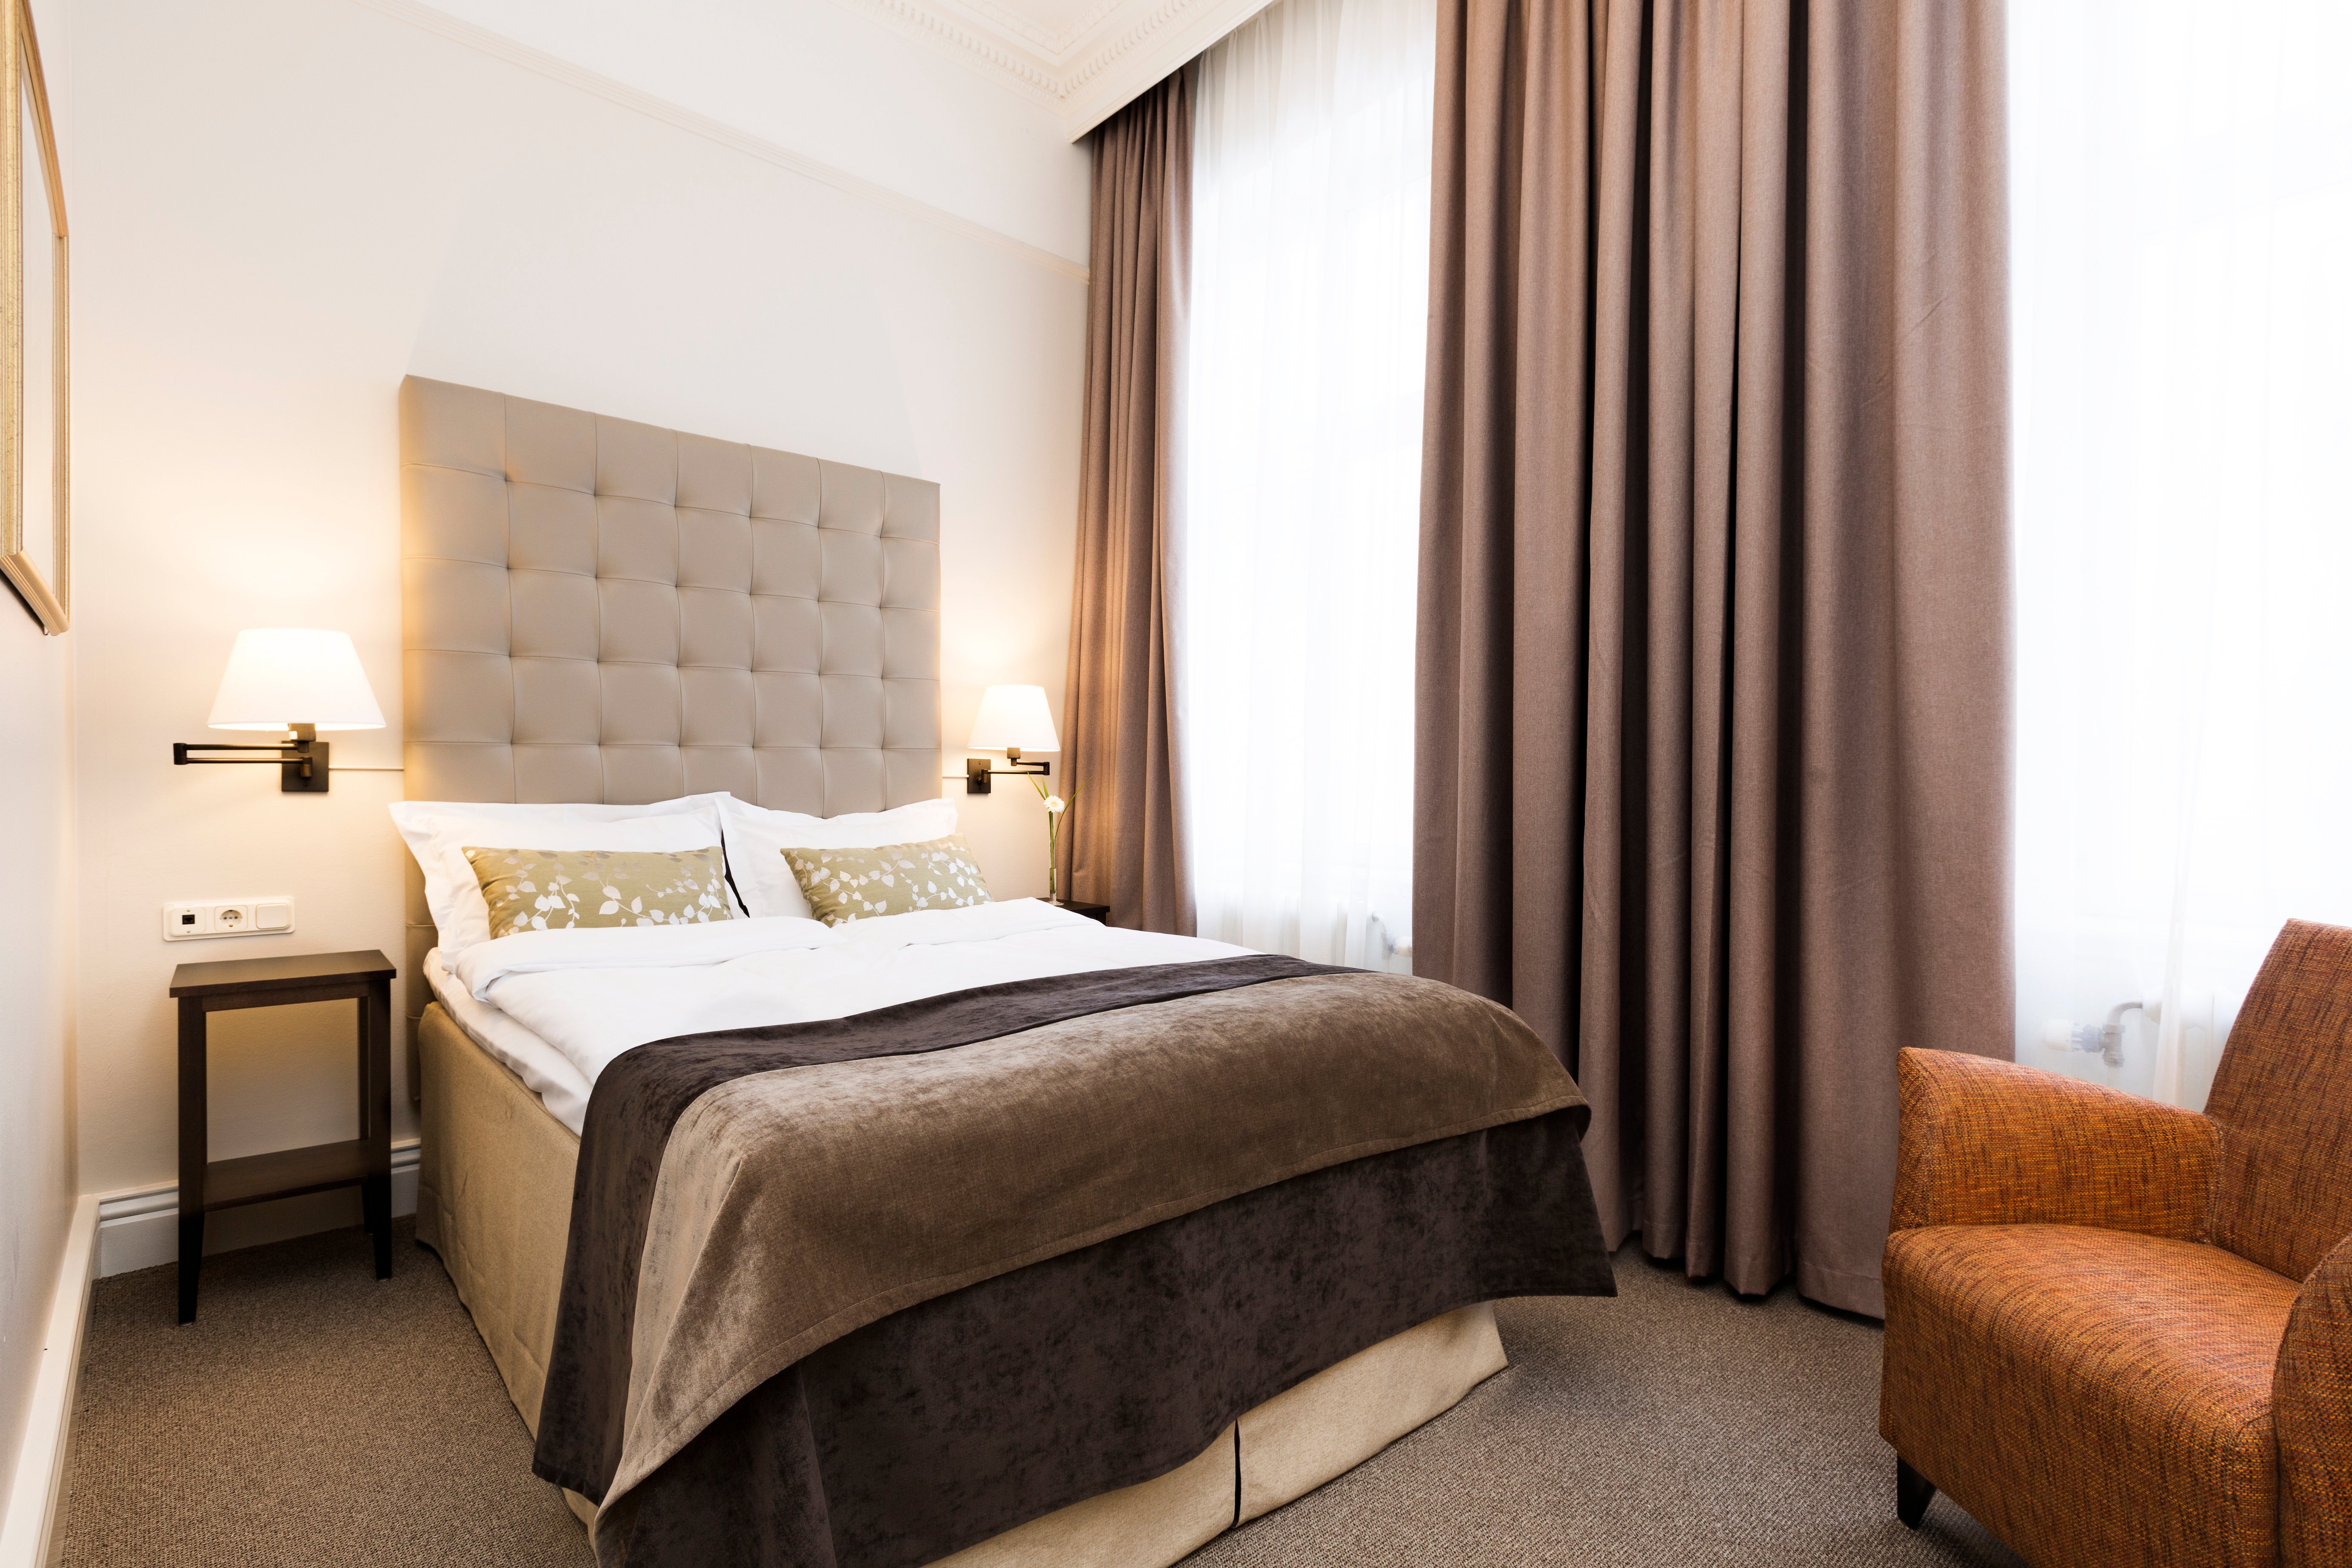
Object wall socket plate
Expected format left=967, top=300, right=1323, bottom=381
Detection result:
left=164, top=899, right=295, bottom=941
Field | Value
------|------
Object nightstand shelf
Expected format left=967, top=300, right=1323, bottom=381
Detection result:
left=201, top=1139, right=374, bottom=1212
left=168, top=948, right=397, bottom=1323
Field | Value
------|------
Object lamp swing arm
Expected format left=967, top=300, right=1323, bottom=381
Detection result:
left=171, top=743, right=315, bottom=780
left=172, top=723, right=329, bottom=788
left=959, top=750, right=1051, bottom=794
left=174, top=742, right=310, bottom=764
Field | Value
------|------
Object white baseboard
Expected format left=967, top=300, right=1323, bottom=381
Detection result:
left=94, top=1139, right=420, bottom=1280
left=0, top=1194, right=98, bottom=1568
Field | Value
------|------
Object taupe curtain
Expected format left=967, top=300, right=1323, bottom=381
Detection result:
left=1414, top=0, right=2010, bottom=1317
left=1064, top=74, right=1195, bottom=934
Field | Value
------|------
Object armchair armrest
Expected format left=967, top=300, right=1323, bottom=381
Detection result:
left=1889, top=1047, right=2219, bottom=1238
left=2275, top=1231, right=2352, bottom=1567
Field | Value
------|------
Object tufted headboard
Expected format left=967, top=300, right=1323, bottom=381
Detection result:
left=397, top=375, right=942, bottom=1043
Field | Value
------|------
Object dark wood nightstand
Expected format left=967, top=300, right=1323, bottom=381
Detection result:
left=1051, top=900, right=1111, bottom=924
left=169, top=949, right=397, bottom=1323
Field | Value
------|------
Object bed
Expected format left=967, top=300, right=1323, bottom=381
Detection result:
left=395, top=375, right=1613, bottom=1567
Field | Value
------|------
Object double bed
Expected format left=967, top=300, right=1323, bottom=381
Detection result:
left=395, top=376, right=1612, bottom=1566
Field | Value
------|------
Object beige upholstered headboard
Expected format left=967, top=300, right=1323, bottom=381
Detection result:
left=397, top=375, right=942, bottom=1045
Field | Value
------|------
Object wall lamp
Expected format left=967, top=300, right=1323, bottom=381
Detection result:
left=963, top=683, right=1057, bottom=795
left=172, top=628, right=385, bottom=793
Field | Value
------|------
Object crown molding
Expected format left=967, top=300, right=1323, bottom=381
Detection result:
left=839, top=0, right=1281, bottom=139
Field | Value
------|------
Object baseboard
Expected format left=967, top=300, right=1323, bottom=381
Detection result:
left=0, top=1194, right=98, bottom=1568
left=94, top=1139, right=420, bottom=1280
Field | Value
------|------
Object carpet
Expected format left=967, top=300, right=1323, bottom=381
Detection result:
left=54, top=1222, right=2021, bottom=1566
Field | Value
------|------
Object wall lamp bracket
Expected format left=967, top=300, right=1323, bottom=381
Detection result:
left=173, top=724, right=332, bottom=793
left=963, top=750, right=1050, bottom=796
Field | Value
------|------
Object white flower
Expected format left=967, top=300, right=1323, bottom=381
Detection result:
left=1045, top=795, right=1066, bottom=813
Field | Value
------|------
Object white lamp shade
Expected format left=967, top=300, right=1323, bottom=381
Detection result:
left=207, top=629, right=387, bottom=731
left=967, top=684, right=1059, bottom=753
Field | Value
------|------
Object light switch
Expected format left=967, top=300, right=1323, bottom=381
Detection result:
left=255, top=900, right=293, bottom=932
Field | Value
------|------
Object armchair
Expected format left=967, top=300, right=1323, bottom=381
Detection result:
left=1880, top=919, right=2352, bottom=1567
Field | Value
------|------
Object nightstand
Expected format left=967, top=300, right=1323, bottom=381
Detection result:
left=1051, top=900, right=1111, bottom=924
left=169, top=949, right=397, bottom=1323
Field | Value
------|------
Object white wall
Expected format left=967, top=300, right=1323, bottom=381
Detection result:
left=70, top=0, right=1089, bottom=1210
left=0, top=0, right=77, bottom=1511
left=417, top=0, right=1091, bottom=264
left=0, top=584, right=76, bottom=1546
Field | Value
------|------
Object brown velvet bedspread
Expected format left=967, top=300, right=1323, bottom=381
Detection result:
left=534, top=957, right=1607, bottom=1565
left=616, top=1113, right=1607, bottom=1568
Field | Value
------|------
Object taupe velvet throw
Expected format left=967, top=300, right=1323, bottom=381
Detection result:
left=534, top=957, right=1586, bottom=1547
left=1063, top=72, right=1193, bottom=931
left=1414, top=0, right=2011, bottom=1317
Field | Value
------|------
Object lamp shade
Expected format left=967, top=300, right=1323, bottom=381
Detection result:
left=967, top=684, right=1059, bottom=752
left=207, top=629, right=386, bottom=731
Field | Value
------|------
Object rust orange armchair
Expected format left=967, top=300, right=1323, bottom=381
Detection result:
left=1881, top=919, right=2352, bottom=1567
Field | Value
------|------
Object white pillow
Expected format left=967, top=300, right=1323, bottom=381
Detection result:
left=390, top=794, right=733, bottom=955
left=718, top=796, right=961, bottom=919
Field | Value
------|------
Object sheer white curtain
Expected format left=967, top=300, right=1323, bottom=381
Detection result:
left=1175, top=0, right=1435, bottom=968
left=2011, top=0, right=2352, bottom=1106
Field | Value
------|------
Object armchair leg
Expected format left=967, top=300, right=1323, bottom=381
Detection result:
left=1896, top=1457, right=1936, bottom=1528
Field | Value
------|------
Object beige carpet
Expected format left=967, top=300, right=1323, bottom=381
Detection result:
left=57, top=1222, right=2021, bottom=1567
left=1194, top=1261, right=2023, bottom=1568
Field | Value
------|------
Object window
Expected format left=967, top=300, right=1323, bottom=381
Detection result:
left=2010, top=0, right=2352, bottom=1103
left=1174, top=0, right=1436, bottom=968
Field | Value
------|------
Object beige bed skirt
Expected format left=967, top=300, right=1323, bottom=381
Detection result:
left=416, top=1003, right=1507, bottom=1565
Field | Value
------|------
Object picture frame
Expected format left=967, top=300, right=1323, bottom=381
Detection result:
left=0, top=0, right=66, bottom=634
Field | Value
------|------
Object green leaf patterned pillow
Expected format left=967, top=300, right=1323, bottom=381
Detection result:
left=465, top=845, right=735, bottom=938
left=782, top=835, right=991, bottom=926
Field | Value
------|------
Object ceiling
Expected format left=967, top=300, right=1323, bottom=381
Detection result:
left=847, top=0, right=1278, bottom=137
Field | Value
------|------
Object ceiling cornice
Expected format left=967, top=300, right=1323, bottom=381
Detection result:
left=841, top=0, right=1279, bottom=139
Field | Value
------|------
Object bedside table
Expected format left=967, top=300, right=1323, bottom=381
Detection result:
left=169, top=949, right=397, bottom=1323
left=1050, top=900, right=1111, bottom=924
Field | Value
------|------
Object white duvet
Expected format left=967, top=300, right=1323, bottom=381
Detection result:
left=430, top=900, right=1251, bottom=1134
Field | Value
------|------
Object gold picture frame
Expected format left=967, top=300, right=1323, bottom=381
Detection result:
left=0, top=0, right=65, bottom=634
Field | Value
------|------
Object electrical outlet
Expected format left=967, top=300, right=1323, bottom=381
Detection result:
left=163, top=899, right=295, bottom=941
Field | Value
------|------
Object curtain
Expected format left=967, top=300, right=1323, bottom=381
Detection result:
left=1176, top=0, right=1437, bottom=968
left=2011, top=1, right=2352, bottom=1110
left=1064, top=75, right=1195, bottom=933
left=1414, top=0, right=2011, bottom=1317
